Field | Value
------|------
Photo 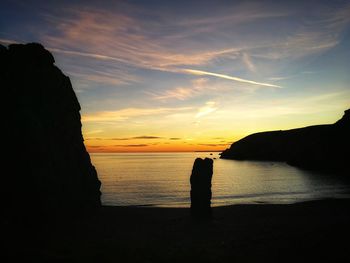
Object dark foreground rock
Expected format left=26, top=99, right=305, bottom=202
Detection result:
left=221, top=109, right=350, bottom=172
left=1, top=43, right=101, bottom=219
left=190, top=158, right=213, bottom=219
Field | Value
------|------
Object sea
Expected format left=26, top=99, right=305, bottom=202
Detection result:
left=90, top=152, right=350, bottom=207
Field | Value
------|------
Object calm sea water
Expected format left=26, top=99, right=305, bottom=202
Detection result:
left=91, top=152, right=350, bottom=207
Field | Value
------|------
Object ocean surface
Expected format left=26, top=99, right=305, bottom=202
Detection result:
left=91, top=152, right=350, bottom=207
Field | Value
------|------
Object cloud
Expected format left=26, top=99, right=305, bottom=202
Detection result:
left=5, top=1, right=345, bottom=91
left=82, top=106, right=192, bottom=122
left=0, top=38, right=19, bottom=44
left=48, top=47, right=129, bottom=64
left=112, top=136, right=162, bottom=140
left=36, top=5, right=327, bottom=85
left=242, top=52, right=256, bottom=72
left=84, top=129, right=103, bottom=135
left=250, top=6, right=350, bottom=60
left=70, top=69, right=138, bottom=86
left=49, top=42, right=279, bottom=89
left=198, top=143, right=229, bottom=147
left=150, top=86, right=196, bottom=101
left=196, top=101, right=218, bottom=118
left=133, top=136, right=162, bottom=139
left=87, top=136, right=182, bottom=141
left=150, top=78, right=209, bottom=101
left=268, top=76, right=292, bottom=81
left=113, top=144, right=148, bottom=147
left=48, top=4, right=346, bottom=65
left=43, top=9, right=243, bottom=72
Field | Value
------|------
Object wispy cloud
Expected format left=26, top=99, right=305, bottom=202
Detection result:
left=133, top=136, right=161, bottom=139
left=3, top=1, right=344, bottom=92
left=112, top=136, right=162, bottom=140
left=43, top=9, right=241, bottom=71
left=113, top=144, right=148, bottom=147
left=70, top=70, right=138, bottom=86
left=3, top=1, right=349, bottom=85
left=86, top=136, right=183, bottom=141
left=48, top=47, right=130, bottom=64
left=84, top=129, right=103, bottom=135
left=82, top=106, right=192, bottom=122
left=251, top=6, right=350, bottom=60
left=0, top=38, right=19, bottom=44
left=150, top=78, right=210, bottom=101
left=242, top=52, right=256, bottom=72
left=268, top=76, right=292, bottom=81
left=196, top=101, right=218, bottom=118
left=198, top=143, right=229, bottom=147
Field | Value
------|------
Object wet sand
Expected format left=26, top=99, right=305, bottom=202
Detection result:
left=4, top=198, right=350, bottom=262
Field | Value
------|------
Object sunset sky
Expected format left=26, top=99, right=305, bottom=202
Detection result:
left=1, top=0, right=350, bottom=152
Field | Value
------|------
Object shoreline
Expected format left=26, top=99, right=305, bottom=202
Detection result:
left=6, top=198, right=350, bottom=262
left=110, top=195, right=350, bottom=208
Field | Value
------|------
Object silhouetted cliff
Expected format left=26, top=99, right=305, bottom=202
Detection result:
left=221, top=110, right=350, bottom=172
left=1, top=43, right=101, bottom=218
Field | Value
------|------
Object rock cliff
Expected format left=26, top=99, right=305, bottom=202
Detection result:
left=221, top=110, right=350, bottom=172
left=1, top=43, right=101, bottom=217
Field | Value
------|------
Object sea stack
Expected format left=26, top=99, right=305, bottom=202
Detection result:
left=1, top=43, right=101, bottom=219
left=190, top=158, right=213, bottom=219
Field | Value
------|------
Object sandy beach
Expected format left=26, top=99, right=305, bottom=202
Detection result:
left=4, top=198, right=350, bottom=262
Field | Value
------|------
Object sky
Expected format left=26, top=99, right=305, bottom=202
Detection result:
left=1, top=0, right=350, bottom=152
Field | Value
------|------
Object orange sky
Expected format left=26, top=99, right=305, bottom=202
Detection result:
left=85, top=137, right=233, bottom=153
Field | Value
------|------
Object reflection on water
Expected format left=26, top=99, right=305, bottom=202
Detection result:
left=91, top=152, right=350, bottom=207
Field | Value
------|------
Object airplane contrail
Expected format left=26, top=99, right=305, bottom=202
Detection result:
left=182, top=69, right=281, bottom=88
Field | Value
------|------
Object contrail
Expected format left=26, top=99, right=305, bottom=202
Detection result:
left=182, top=69, right=281, bottom=88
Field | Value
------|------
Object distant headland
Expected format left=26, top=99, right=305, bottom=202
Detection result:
left=221, top=109, right=350, bottom=172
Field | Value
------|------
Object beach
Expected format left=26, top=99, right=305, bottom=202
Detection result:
left=5, top=198, right=350, bottom=262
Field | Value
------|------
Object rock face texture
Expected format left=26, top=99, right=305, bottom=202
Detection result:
left=221, top=110, right=350, bottom=172
left=2, top=43, right=101, bottom=216
left=190, top=158, right=213, bottom=219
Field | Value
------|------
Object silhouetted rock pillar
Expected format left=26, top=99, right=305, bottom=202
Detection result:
left=190, top=158, right=213, bottom=219
left=2, top=43, right=101, bottom=220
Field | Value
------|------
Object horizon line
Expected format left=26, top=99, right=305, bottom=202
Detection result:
left=88, top=150, right=224, bottom=153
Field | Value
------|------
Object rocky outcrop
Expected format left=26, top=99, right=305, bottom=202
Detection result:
left=190, top=158, right=213, bottom=219
left=221, top=110, right=350, bottom=172
left=1, top=43, right=101, bottom=217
